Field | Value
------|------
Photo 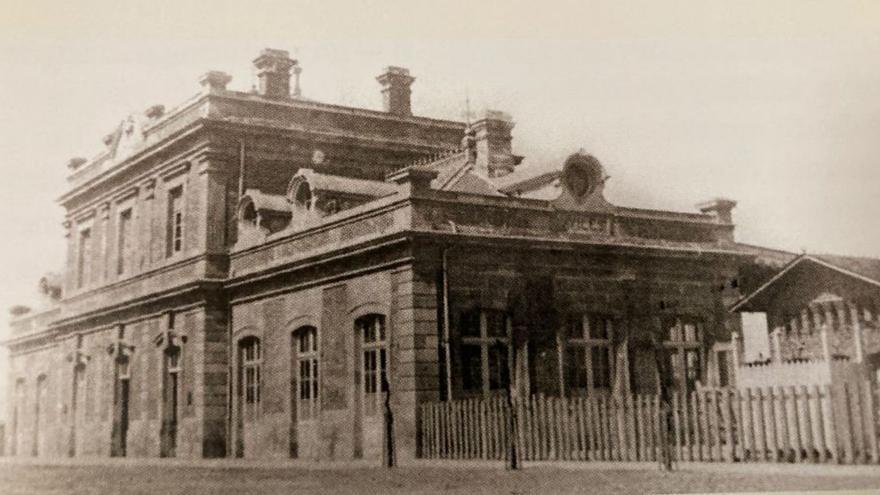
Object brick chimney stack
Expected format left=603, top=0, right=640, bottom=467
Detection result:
left=697, top=198, right=737, bottom=224
left=199, top=70, right=232, bottom=93
left=472, top=110, right=516, bottom=178
left=697, top=197, right=737, bottom=242
left=377, top=66, right=415, bottom=116
left=253, top=48, right=297, bottom=99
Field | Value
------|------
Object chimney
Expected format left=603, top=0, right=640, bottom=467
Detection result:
left=377, top=66, right=415, bottom=116
left=471, top=110, right=516, bottom=178
left=697, top=197, right=737, bottom=242
left=386, top=166, right=437, bottom=195
left=253, top=49, right=297, bottom=99
left=697, top=197, right=737, bottom=224
left=199, top=70, right=232, bottom=93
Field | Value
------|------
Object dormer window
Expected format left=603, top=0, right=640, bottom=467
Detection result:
left=292, top=182, right=312, bottom=214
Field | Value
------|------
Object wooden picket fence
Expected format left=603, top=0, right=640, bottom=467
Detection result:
left=418, top=382, right=880, bottom=464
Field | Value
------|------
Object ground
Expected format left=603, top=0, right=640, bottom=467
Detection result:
left=1, top=459, right=880, bottom=494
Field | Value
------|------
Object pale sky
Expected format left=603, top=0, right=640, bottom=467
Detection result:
left=1, top=0, right=879, bottom=401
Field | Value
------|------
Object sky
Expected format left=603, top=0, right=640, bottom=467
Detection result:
left=0, top=0, right=878, bottom=403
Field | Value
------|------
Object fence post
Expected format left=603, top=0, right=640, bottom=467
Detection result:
left=787, top=386, right=801, bottom=463
left=682, top=391, right=692, bottom=462
left=733, top=389, right=745, bottom=462
left=721, top=389, right=733, bottom=462
left=863, top=380, right=879, bottom=464
left=841, top=382, right=855, bottom=464
left=852, top=382, right=870, bottom=464
left=812, top=385, right=827, bottom=463
left=798, top=385, right=813, bottom=463
left=824, top=384, right=839, bottom=463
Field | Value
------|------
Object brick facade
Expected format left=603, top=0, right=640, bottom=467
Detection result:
left=4, top=48, right=773, bottom=462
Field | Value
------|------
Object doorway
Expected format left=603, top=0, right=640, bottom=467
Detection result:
left=33, top=375, right=47, bottom=456
left=354, top=314, right=387, bottom=460
left=160, top=347, right=180, bottom=458
left=111, top=356, right=130, bottom=457
left=69, top=364, right=85, bottom=457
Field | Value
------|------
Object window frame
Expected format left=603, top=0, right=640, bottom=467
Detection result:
left=294, top=326, right=319, bottom=421
left=357, top=314, right=387, bottom=417
left=240, top=337, right=262, bottom=421
left=165, top=184, right=185, bottom=258
left=116, top=207, right=134, bottom=276
left=561, top=313, right=614, bottom=397
left=663, top=317, right=703, bottom=394
left=458, top=308, right=511, bottom=398
left=76, top=226, right=93, bottom=289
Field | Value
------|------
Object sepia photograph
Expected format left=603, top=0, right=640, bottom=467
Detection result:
left=1, top=1, right=879, bottom=493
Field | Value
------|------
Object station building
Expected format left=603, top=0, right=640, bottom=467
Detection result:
left=4, top=48, right=788, bottom=461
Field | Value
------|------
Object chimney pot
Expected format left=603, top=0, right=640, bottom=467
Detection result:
left=377, top=66, right=415, bottom=116
left=253, top=48, right=296, bottom=99
left=199, top=70, right=232, bottom=92
left=697, top=197, right=737, bottom=224
left=471, top=109, right=516, bottom=178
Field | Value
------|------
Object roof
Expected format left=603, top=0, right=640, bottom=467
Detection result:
left=496, top=170, right=561, bottom=195
left=728, top=242, right=797, bottom=268
left=730, top=253, right=880, bottom=312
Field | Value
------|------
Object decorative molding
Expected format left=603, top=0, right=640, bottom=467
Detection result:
left=112, top=186, right=139, bottom=204
left=160, top=160, right=191, bottom=181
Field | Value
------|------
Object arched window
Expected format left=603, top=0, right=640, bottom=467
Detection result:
left=240, top=337, right=262, bottom=420
left=356, top=314, right=386, bottom=416
left=294, top=326, right=319, bottom=420
left=458, top=308, right=509, bottom=397
left=562, top=313, right=613, bottom=396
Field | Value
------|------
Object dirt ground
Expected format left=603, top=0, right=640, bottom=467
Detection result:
left=1, top=461, right=880, bottom=494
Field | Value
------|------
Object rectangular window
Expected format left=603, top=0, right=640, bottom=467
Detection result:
left=665, top=318, right=703, bottom=393
left=458, top=309, right=509, bottom=397
left=563, top=313, right=613, bottom=395
left=76, top=228, right=92, bottom=288
left=166, top=186, right=184, bottom=257
left=117, top=208, right=133, bottom=275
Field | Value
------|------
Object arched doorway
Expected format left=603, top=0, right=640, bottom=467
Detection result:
left=236, top=336, right=261, bottom=458
left=354, top=314, right=387, bottom=460
left=290, top=326, right=318, bottom=458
